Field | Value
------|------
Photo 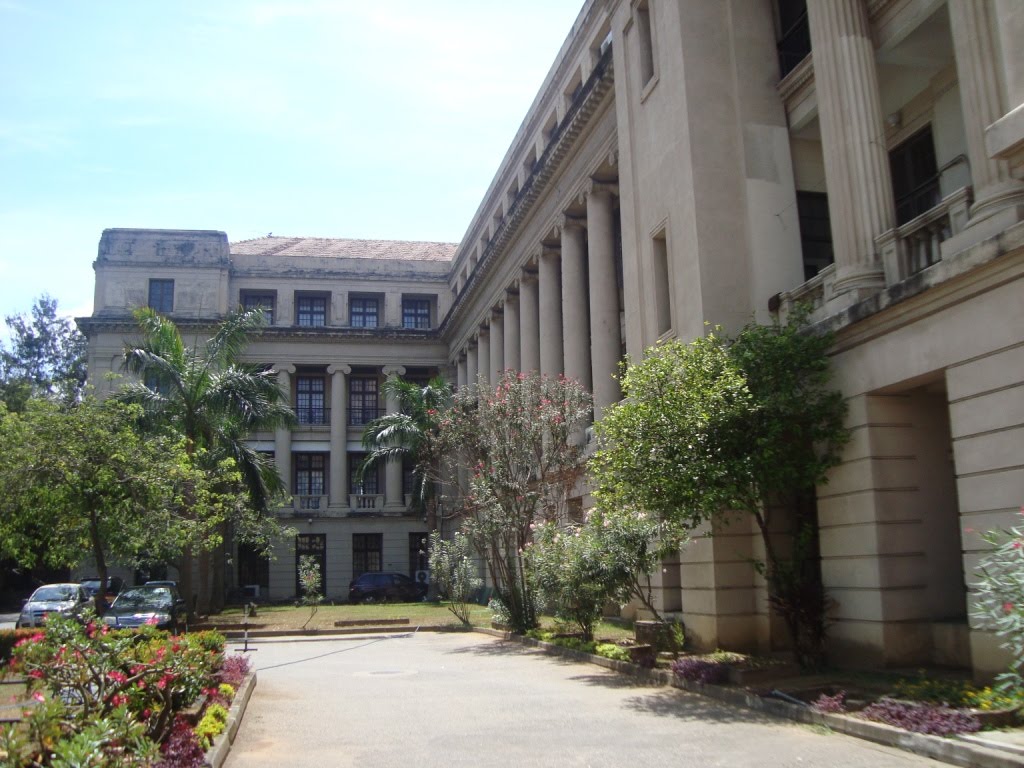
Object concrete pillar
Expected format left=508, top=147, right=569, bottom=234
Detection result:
left=504, top=290, right=521, bottom=373
left=806, top=0, right=893, bottom=297
left=948, top=0, right=1024, bottom=225
left=490, top=307, right=505, bottom=385
left=456, top=355, right=467, bottom=389
left=327, top=364, right=351, bottom=510
left=584, top=181, right=622, bottom=417
left=273, top=365, right=295, bottom=503
left=477, top=327, right=491, bottom=390
left=539, top=247, right=564, bottom=378
left=995, top=0, right=1024, bottom=109
left=519, top=269, right=540, bottom=374
left=560, top=216, right=592, bottom=391
left=466, top=341, right=479, bottom=393
left=382, top=365, right=406, bottom=509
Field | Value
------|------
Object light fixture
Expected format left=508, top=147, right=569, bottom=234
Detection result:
left=886, top=111, right=901, bottom=129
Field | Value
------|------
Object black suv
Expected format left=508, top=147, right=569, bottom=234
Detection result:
left=348, top=572, right=427, bottom=604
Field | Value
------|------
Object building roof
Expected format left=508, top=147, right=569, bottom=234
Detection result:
left=229, top=236, right=457, bottom=262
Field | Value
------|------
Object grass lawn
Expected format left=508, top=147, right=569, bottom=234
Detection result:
left=199, top=602, right=635, bottom=641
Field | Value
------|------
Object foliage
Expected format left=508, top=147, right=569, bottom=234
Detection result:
left=0, top=629, right=40, bottom=663
left=592, top=315, right=849, bottom=668
left=594, top=643, right=632, bottom=662
left=427, top=531, right=481, bottom=626
left=487, top=597, right=511, bottom=627
left=812, top=691, right=847, bottom=714
left=860, top=698, right=981, bottom=736
left=2, top=614, right=229, bottom=765
left=118, top=306, right=296, bottom=614
left=527, top=521, right=617, bottom=641
left=298, top=555, right=323, bottom=630
left=360, top=375, right=452, bottom=515
left=215, top=655, right=251, bottom=690
left=972, top=513, right=1024, bottom=691
left=0, top=295, right=87, bottom=411
left=157, top=718, right=206, bottom=768
left=671, top=657, right=730, bottom=685
left=193, top=703, right=228, bottom=749
left=433, top=371, right=592, bottom=634
left=0, top=398, right=248, bottom=614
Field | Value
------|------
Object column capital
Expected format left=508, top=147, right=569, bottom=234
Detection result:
left=607, top=148, right=619, bottom=168
left=326, top=363, right=352, bottom=376
left=381, top=365, right=407, bottom=378
left=556, top=214, right=587, bottom=234
left=505, top=282, right=521, bottom=298
left=272, top=363, right=296, bottom=375
left=578, top=179, right=619, bottom=205
left=520, top=265, right=539, bottom=283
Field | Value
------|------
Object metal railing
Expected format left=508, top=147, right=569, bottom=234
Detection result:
left=295, top=407, right=330, bottom=426
left=295, top=495, right=325, bottom=510
left=348, top=407, right=384, bottom=426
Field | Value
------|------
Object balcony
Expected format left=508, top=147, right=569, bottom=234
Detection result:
left=350, top=494, right=384, bottom=511
left=877, top=186, right=972, bottom=284
left=295, top=406, right=330, bottom=427
left=294, top=495, right=326, bottom=510
left=348, top=407, right=384, bottom=427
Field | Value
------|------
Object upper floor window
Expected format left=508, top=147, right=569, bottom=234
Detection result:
left=350, top=296, right=379, bottom=328
left=294, top=453, right=326, bottom=507
left=241, top=291, right=276, bottom=325
left=401, top=297, right=431, bottom=329
left=890, top=126, right=940, bottom=226
left=349, top=377, right=380, bottom=425
left=148, top=279, right=174, bottom=313
left=633, top=0, right=656, bottom=90
left=796, top=191, right=834, bottom=280
left=775, top=0, right=810, bottom=79
left=295, top=375, right=327, bottom=425
left=296, top=294, right=327, bottom=327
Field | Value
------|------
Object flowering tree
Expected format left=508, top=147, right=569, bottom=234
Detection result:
left=973, top=512, right=1024, bottom=691
left=434, top=371, right=592, bottom=633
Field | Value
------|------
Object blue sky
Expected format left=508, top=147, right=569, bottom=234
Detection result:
left=0, top=1, right=583, bottom=332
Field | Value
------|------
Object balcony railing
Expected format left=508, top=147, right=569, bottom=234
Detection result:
left=348, top=407, right=384, bottom=426
left=777, top=10, right=811, bottom=79
left=295, top=407, right=330, bottom=426
left=877, top=186, right=972, bottom=283
left=350, top=494, right=384, bottom=510
left=295, top=495, right=326, bottom=510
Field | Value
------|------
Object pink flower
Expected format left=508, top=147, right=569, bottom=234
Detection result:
left=1013, top=541, right=1023, bottom=550
left=1005, top=602, right=1015, bottom=613
left=108, top=671, right=128, bottom=684
left=31, top=692, right=44, bottom=703
left=27, top=670, right=43, bottom=679
left=110, top=693, right=128, bottom=707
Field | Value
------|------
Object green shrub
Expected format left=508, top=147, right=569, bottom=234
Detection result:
left=595, top=643, right=631, bottom=662
left=194, top=702, right=229, bottom=749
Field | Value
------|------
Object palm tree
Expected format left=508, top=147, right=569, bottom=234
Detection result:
left=118, top=307, right=295, bottom=615
left=360, top=375, right=452, bottom=525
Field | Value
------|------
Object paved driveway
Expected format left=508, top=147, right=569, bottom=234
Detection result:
left=224, top=631, right=938, bottom=768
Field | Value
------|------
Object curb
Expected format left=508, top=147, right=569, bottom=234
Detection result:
left=204, top=669, right=257, bottom=768
left=494, top=631, right=1024, bottom=768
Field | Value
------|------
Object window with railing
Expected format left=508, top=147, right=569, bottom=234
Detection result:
left=890, top=126, right=940, bottom=226
left=349, top=377, right=381, bottom=425
left=296, top=375, right=328, bottom=425
left=797, top=191, right=835, bottom=280
left=294, top=453, right=326, bottom=508
left=775, top=0, right=810, bottom=78
left=350, top=459, right=379, bottom=496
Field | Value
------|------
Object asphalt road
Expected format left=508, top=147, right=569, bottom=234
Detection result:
left=223, top=632, right=939, bottom=768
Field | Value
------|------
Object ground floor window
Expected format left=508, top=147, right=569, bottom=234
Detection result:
left=353, top=533, right=382, bottom=579
left=409, top=532, right=428, bottom=581
left=238, top=543, right=270, bottom=595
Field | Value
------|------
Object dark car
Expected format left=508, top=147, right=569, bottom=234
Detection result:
left=80, top=576, right=125, bottom=605
left=348, top=572, right=428, bottom=604
left=102, top=585, right=188, bottom=633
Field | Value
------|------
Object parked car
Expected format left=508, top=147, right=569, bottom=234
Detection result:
left=80, top=576, right=125, bottom=605
left=16, top=583, right=91, bottom=628
left=348, top=572, right=428, bottom=604
left=102, top=584, right=188, bottom=633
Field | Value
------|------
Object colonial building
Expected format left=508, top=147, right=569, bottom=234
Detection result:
left=81, top=0, right=1024, bottom=679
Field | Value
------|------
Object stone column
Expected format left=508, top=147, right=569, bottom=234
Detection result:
left=806, top=0, right=893, bottom=296
left=995, top=0, right=1024, bottom=109
left=490, top=307, right=505, bottom=384
left=327, top=364, right=351, bottom=510
left=948, top=0, right=1024, bottom=226
left=538, top=246, right=564, bottom=378
left=477, top=327, right=491, bottom=390
left=584, top=181, right=622, bottom=417
left=519, top=269, right=540, bottom=374
left=381, top=364, right=407, bottom=510
left=560, top=216, right=592, bottom=391
left=466, top=341, right=479, bottom=393
left=503, top=289, right=521, bottom=373
left=273, top=365, right=296, bottom=504
left=456, top=355, right=467, bottom=389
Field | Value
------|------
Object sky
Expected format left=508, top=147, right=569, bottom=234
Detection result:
left=0, top=0, right=584, bottom=335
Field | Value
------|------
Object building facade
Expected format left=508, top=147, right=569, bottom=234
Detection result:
left=81, top=0, right=1024, bottom=678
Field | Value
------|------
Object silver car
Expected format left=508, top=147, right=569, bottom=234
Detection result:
left=17, top=583, right=91, bottom=628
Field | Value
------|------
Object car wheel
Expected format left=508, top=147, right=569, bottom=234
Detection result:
left=362, top=594, right=376, bottom=604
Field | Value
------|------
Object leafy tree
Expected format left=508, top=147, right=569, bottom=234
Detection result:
left=973, top=516, right=1024, bottom=692
left=360, top=375, right=452, bottom=523
left=433, top=371, right=592, bottom=634
left=585, top=506, right=669, bottom=621
left=0, top=398, right=245, bottom=614
left=427, top=530, right=481, bottom=625
left=298, top=555, right=323, bottom=630
left=0, top=295, right=87, bottom=410
left=117, top=307, right=295, bottom=615
left=591, top=316, right=849, bottom=667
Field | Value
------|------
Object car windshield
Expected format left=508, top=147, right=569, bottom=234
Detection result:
left=114, top=588, right=171, bottom=610
left=33, top=586, right=76, bottom=602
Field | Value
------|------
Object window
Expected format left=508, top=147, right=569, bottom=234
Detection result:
left=890, top=126, right=940, bottom=226
left=349, top=377, right=380, bottom=425
left=796, top=192, right=834, bottom=280
left=652, top=230, right=671, bottom=335
left=295, top=534, right=326, bottom=597
left=148, top=279, right=174, bottom=313
left=349, top=296, right=379, bottom=328
left=775, top=0, right=810, bottom=79
left=296, top=375, right=327, bottom=425
left=238, top=542, right=270, bottom=593
left=401, top=298, right=431, bottom=329
left=296, top=294, right=327, bottom=327
left=294, top=453, right=326, bottom=508
left=349, top=457, right=380, bottom=495
left=241, top=291, right=275, bottom=325
left=634, top=1, right=655, bottom=89
left=409, top=533, right=429, bottom=579
left=353, top=533, right=383, bottom=577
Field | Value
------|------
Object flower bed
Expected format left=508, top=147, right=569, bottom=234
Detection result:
left=0, top=614, right=251, bottom=767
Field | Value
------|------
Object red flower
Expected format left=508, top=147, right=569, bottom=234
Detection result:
left=1005, top=602, right=1015, bottom=613
left=27, top=669, right=43, bottom=679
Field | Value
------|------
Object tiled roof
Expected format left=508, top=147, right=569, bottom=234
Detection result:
left=229, top=236, right=457, bottom=262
